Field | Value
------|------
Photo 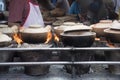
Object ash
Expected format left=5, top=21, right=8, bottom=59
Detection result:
left=20, top=43, right=52, bottom=48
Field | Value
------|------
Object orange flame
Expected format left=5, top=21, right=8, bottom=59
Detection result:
left=54, top=34, right=59, bottom=42
left=45, top=31, right=52, bottom=44
left=13, top=33, right=23, bottom=45
left=107, top=43, right=115, bottom=48
left=107, top=40, right=115, bottom=48
left=95, top=38, right=100, bottom=41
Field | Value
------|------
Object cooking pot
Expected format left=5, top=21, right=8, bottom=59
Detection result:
left=104, top=29, right=120, bottom=43
left=110, top=20, right=120, bottom=31
left=0, top=33, right=13, bottom=73
left=0, top=33, right=12, bottom=47
left=0, top=24, right=14, bottom=37
left=60, top=30, right=96, bottom=47
left=91, top=22, right=112, bottom=37
left=20, top=26, right=50, bottom=43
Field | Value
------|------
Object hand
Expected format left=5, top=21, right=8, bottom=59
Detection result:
left=45, top=25, right=52, bottom=32
left=11, top=25, right=19, bottom=33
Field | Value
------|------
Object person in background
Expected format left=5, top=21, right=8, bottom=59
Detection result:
left=8, top=0, right=44, bottom=27
left=104, top=0, right=118, bottom=20
left=6, top=0, right=11, bottom=11
left=69, top=0, right=81, bottom=14
left=89, top=0, right=105, bottom=23
left=68, top=0, right=75, bottom=6
left=69, top=0, right=94, bottom=22
left=51, top=0, right=70, bottom=14
left=38, top=0, right=55, bottom=11
left=69, top=0, right=108, bottom=23
left=114, top=0, right=120, bottom=19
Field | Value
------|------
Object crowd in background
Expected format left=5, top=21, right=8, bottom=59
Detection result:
left=1, top=0, right=120, bottom=24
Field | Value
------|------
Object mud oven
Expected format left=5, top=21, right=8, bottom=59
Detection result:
left=0, top=25, right=120, bottom=78
left=0, top=35, right=120, bottom=78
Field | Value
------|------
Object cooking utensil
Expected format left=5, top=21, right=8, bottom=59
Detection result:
left=0, top=33, right=12, bottom=47
left=0, top=24, right=16, bottom=37
left=60, top=30, right=96, bottom=47
left=20, top=26, right=50, bottom=43
left=91, top=22, right=112, bottom=37
left=104, top=29, right=120, bottom=43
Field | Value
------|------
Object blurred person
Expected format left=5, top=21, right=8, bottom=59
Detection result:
left=104, top=0, right=118, bottom=20
left=8, top=0, right=44, bottom=27
left=68, top=0, right=75, bottom=6
left=69, top=0, right=94, bottom=22
left=51, top=0, right=70, bottom=14
left=69, top=0, right=108, bottom=23
left=38, top=0, right=55, bottom=10
left=114, top=0, right=120, bottom=19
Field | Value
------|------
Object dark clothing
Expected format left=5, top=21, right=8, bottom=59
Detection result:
left=8, top=0, right=38, bottom=26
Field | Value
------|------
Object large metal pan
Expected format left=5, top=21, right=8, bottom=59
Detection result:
left=104, top=29, right=120, bottom=43
left=20, top=26, right=50, bottom=43
left=60, top=30, right=96, bottom=47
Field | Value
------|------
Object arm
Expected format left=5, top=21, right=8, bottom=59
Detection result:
left=8, top=22, right=21, bottom=27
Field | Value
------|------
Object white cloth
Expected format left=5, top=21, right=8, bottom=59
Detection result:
left=23, top=1, right=44, bottom=27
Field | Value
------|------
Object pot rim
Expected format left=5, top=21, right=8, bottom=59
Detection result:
left=104, top=29, right=120, bottom=34
left=99, top=20, right=112, bottom=23
left=60, top=32, right=96, bottom=37
left=0, top=34, right=12, bottom=42
left=0, top=24, right=8, bottom=28
left=20, top=28, right=49, bottom=34
left=54, top=26, right=91, bottom=31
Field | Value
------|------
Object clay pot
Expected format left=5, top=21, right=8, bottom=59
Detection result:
left=91, top=22, right=112, bottom=37
left=0, top=24, right=13, bottom=37
left=104, top=29, right=120, bottom=43
left=20, top=26, right=50, bottom=43
left=0, top=33, right=12, bottom=47
left=60, top=30, right=96, bottom=47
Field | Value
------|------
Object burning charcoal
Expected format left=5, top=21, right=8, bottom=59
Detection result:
left=20, top=43, right=52, bottom=48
